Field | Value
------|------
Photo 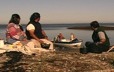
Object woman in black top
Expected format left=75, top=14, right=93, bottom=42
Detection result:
left=26, top=12, right=54, bottom=50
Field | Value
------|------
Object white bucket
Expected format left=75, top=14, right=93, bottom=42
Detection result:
left=0, top=40, right=4, bottom=48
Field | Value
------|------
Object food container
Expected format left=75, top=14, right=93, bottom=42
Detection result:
left=41, top=43, right=50, bottom=49
left=0, top=40, right=4, bottom=48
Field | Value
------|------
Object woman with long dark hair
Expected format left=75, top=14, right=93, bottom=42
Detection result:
left=6, top=14, right=26, bottom=43
left=26, top=12, right=54, bottom=50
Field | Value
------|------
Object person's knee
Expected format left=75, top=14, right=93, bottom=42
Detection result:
left=47, top=40, right=53, bottom=44
left=31, top=39, right=41, bottom=47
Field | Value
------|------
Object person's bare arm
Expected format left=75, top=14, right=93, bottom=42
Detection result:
left=42, top=30, right=48, bottom=39
left=28, top=29, right=44, bottom=43
left=96, top=32, right=106, bottom=45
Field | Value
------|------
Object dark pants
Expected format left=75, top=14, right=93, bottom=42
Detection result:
left=85, top=42, right=109, bottom=53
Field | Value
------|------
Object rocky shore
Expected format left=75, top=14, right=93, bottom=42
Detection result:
left=67, top=26, right=114, bottom=30
left=0, top=47, right=114, bottom=72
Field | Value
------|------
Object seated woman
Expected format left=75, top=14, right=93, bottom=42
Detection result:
left=5, top=14, right=44, bottom=55
left=6, top=14, right=27, bottom=44
left=26, top=12, right=54, bottom=50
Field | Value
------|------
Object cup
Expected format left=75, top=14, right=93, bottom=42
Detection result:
left=0, top=40, right=4, bottom=48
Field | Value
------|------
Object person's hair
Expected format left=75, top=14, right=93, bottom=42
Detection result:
left=9, top=14, right=20, bottom=24
left=30, top=12, right=40, bottom=22
left=90, top=21, right=100, bottom=28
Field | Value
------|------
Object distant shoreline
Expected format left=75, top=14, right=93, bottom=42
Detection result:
left=67, top=26, right=114, bottom=30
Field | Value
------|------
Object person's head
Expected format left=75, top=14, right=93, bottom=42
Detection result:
left=71, top=33, right=74, bottom=35
left=9, top=14, right=20, bottom=24
left=59, top=33, right=63, bottom=36
left=90, top=21, right=100, bottom=29
left=30, top=12, right=40, bottom=23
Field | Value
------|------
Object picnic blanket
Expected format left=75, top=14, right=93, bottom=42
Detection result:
left=0, top=41, right=50, bottom=55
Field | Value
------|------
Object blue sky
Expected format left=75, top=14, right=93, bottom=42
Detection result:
left=0, top=0, right=114, bottom=24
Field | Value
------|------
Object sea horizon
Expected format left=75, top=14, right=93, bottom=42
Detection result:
left=1, top=23, right=114, bottom=28
left=0, top=23, right=114, bottom=46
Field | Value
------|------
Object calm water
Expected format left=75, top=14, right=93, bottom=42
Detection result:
left=0, top=23, right=114, bottom=46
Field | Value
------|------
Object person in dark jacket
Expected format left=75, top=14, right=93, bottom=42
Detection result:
left=26, top=12, right=54, bottom=50
left=85, top=21, right=110, bottom=53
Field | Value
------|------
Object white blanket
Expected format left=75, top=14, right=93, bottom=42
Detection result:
left=0, top=41, right=50, bottom=55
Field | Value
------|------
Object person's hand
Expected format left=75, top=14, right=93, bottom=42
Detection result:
left=96, top=42, right=102, bottom=45
left=39, top=40, right=44, bottom=43
left=45, top=36, right=49, bottom=40
left=96, top=42, right=99, bottom=45
left=22, top=38, right=27, bottom=41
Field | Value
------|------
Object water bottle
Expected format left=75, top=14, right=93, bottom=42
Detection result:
left=53, top=37, right=56, bottom=43
left=70, top=34, right=74, bottom=41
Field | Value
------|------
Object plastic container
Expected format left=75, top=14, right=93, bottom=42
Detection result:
left=0, top=40, right=4, bottom=48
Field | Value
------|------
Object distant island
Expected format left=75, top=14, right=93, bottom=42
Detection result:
left=67, top=26, right=114, bottom=30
